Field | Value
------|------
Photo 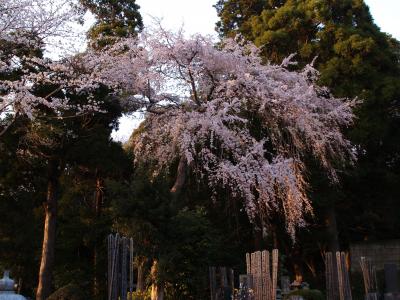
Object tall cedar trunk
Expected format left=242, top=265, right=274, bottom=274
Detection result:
left=93, top=175, right=104, bottom=298
left=36, top=160, right=59, bottom=300
left=150, top=260, right=164, bottom=300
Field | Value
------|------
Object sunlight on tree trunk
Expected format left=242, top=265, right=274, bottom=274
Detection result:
left=150, top=260, right=164, bottom=300
left=36, top=160, right=59, bottom=300
left=136, top=257, right=146, bottom=292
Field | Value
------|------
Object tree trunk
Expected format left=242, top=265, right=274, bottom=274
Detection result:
left=324, top=203, right=339, bottom=253
left=150, top=260, right=164, bottom=300
left=36, top=160, right=59, bottom=300
left=253, top=228, right=263, bottom=250
left=93, top=174, right=104, bottom=298
left=170, top=156, right=187, bottom=194
left=324, top=202, right=340, bottom=299
left=293, top=262, right=303, bottom=283
left=136, top=257, right=146, bottom=292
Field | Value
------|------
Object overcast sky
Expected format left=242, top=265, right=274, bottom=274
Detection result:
left=136, top=0, right=400, bottom=39
left=112, top=0, right=400, bottom=142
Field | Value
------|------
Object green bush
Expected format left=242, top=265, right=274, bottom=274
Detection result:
left=284, top=289, right=324, bottom=300
left=47, top=284, right=85, bottom=300
left=130, top=290, right=151, bottom=300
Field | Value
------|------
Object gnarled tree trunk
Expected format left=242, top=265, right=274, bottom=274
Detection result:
left=36, top=160, right=60, bottom=300
left=170, top=156, right=188, bottom=194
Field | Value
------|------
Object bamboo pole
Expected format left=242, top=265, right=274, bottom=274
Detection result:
left=209, top=266, right=216, bottom=300
left=271, top=249, right=278, bottom=300
left=129, top=238, right=133, bottom=300
left=336, top=251, right=344, bottom=300
left=261, top=251, right=267, bottom=300
left=246, top=253, right=251, bottom=275
left=341, top=252, right=352, bottom=300
left=121, top=237, right=127, bottom=300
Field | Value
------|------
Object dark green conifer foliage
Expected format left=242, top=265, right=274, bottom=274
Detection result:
left=80, top=0, right=143, bottom=47
left=216, top=0, right=400, bottom=285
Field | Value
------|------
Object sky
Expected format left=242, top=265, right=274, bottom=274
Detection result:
left=112, top=0, right=400, bottom=142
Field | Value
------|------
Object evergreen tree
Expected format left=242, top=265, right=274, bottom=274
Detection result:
left=216, top=0, right=400, bottom=277
left=80, top=0, right=143, bottom=47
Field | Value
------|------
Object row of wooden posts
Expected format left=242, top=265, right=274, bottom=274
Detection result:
left=208, top=251, right=384, bottom=300
left=107, top=234, right=134, bottom=300
left=325, top=252, right=352, bottom=300
left=107, top=233, right=389, bottom=300
left=209, top=249, right=279, bottom=300
left=246, top=249, right=279, bottom=300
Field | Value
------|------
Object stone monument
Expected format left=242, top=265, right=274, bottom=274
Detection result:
left=0, top=271, right=27, bottom=300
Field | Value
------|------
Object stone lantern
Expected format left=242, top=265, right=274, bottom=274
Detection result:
left=0, top=271, right=26, bottom=300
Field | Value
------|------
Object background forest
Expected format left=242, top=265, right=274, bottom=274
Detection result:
left=0, top=0, right=399, bottom=299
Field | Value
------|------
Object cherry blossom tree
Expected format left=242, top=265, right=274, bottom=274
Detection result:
left=0, top=0, right=146, bottom=137
left=0, top=0, right=82, bottom=46
left=0, top=0, right=84, bottom=135
left=129, top=29, right=357, bottom=239
left=1, top=7, right=355, bottom=294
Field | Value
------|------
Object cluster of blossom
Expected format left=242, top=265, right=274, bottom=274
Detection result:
left=1, top=7, right=356, bottom=237
left=0, top=0, right=83, bottom=48
left=0, top=0, right=85, bottom=133
left=0, top=0, right=142, bottom=133
left=130, top=30, right=357, bottom=238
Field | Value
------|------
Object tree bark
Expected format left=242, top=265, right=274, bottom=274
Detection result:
left=324, top=203, right=340, bottom=253
left=170, top=156, right=187, bottom=194
left=93, top=174, right=104, bottom=298
left=150, top=260, right=164, bottom=300
left=136, top=257, right=146, bottom=292
left=36, top=160, right=59, bottom=300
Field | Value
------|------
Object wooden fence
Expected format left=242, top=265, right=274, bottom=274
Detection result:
left=325, top=251, right=352, bottom=300
left=245, top=249, right=279, bottom=300
left=107, top=234, right=135, bottom=300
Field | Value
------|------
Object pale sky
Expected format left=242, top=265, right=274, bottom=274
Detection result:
left=112, top=0, right=400, bottom=142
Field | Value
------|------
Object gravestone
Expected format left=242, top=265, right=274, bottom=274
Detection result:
left=384, top=264, right=400, bottom=300
left=385, top=264, right=399, bottom=293
left=238, top=274, right=253, bottom=300
left=0, top=271, right=27, bottom=300
left=281, top=276, right=290, bottom=294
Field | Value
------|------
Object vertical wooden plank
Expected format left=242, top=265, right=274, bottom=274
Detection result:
left=121, top=238, right=128, bottom=300
left=246, top=253, right=251, bottom=275
left=342, top=252, right=352, bottom=300
left=271, top=249, right=278, bottom=300
left=251, top=252, right=256, bottom=300
left=336, top=251, right=344, bottom=300
left=107, top=235, right=112, bottom=300
left=114, top=234, right=120, bottom=300
left=209, top=266, right=216, bottom=300
left=360, top=256, right=369, bottom=295
left=325, top=252, right=332, bottom=300
left=261, top=251, right=267, bottom=300
left=229, top=268, right=234, bottom=297
left=265, top=251, right=271, bottom=300
left=129, top=238, right=133, bottom=300
left=221, top=266, right=228, bottom=287
left=256, top=251, right=262, bottom=300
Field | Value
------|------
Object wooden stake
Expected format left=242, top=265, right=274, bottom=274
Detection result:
left=271, top=249, right=278, bottom=300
